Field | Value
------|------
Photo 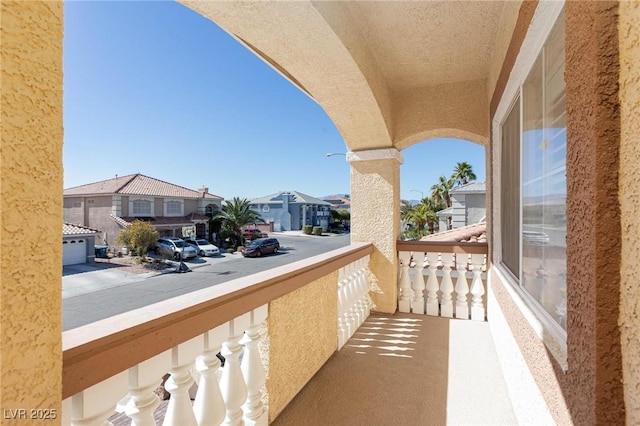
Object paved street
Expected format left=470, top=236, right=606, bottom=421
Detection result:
left=63, top=233, right=350, bottom=330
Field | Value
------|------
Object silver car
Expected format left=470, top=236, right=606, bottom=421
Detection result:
left=154, top=237, right=198, bottom=260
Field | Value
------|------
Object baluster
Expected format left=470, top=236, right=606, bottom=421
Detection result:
left=163, top=336, right=203, bottom=426
left=398, top=251, right=413, bottom=313
left=220, top=313, right=251, bottom=426
left=470, top=254, right=486, bottom=321
left=193, top=324, right=228, bottom=426
left=70, top=371, right=128, bottom=426
left=119, top=352, right=171, bottom=426
left=425, top=252, right=440, bottom=316
left=352, top=259, right=365, bottom=327
left=362, top=255, right=372, bottom=317
left=454, top=253, right=470, bottom=320
left=356, top=258, right=370, bottom=323
left=439, top=253, right=455, bottom=318
left=411, top=251, right=426, bottom=314
left=241, top=305, right=268, bottom=426
left=337, top=266, right=349, bottom=349
left=346, top=264, right=359, bottom=336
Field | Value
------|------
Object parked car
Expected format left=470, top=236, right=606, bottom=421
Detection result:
left=154, top=237, right=198, bottom=260
left=242, top=238, right=280, bottom=257
left=185, top=238, right=220, bottom=257
left=243, top=228, right=266, bottom=240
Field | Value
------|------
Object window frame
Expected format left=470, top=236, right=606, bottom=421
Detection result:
left=130, top=197, right=154, bottom=217
left=165, top=199, right=183, bottom=217
left=492, top=2, right=567, bottom=369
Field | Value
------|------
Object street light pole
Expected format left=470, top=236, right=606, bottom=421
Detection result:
left=325, top=152, right=347, bottom=158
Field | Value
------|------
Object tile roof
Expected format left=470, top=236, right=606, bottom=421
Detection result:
left=420, top=222, right=486, bottom=243
left=250, top=191, right=332, bottom=206
left=64, top=174, right=223, bottom=200
left=63, top=223, right=101, bottom=236
left=450, top=181, right=486, bottom=194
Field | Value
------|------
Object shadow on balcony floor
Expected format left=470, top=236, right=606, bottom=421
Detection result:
left=272, top=312, right=516, bottom=426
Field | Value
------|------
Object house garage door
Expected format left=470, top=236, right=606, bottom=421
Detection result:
left=63, top=239, right=86, bottom=265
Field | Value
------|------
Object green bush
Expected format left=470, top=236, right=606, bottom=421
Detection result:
left=312, top=226, right=323, bottom=236
left=302, top=225, right=313, bottom=235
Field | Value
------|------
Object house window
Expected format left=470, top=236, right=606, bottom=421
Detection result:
left=500, top=14, right=566, bottom=332
left=166, top=201, right=183, bottom=216
left=263, top=205, right=270, bottom=213
left=133, top=200, right=152, bottom=216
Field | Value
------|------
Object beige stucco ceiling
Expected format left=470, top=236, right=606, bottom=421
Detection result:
left=344, top=1, right=506, bottom=91
left=181, top=1, right=520, bottom=151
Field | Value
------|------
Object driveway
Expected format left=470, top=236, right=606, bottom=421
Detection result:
left=62, top=254, right=236, bottom=299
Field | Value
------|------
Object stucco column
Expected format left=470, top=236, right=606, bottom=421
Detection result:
left=1, top=0, right=63, bottom=415
left=618, top=1, right=640, bottom=423
left=348, top=148, right=402, bottom=314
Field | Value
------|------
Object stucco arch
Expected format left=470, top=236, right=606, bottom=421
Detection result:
left=392, top=81, right=490, bottom=151
left=180, top=1, right=394, bottom=151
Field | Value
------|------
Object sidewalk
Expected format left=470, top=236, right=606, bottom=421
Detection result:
left=62, top=255, right=235, bottom=299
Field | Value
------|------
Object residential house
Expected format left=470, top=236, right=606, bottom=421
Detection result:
left=437, top=181, right=486, bottom=231
left=62, top=223, right=101, bottom=266
left=323, top=194, right=351, bottom=212
left=63, top=174, right=223, bottom=247
left=5, top=2, right=639, bottom=425
left=249, top=190, right=332, bottom=231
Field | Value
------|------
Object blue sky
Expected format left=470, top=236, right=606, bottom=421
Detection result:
left=63, top=1, right=485, bottom=201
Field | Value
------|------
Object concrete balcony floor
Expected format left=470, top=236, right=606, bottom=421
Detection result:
left=273, top=312, right=517, bottom=426
left=109, top=312, right=515, bottom=425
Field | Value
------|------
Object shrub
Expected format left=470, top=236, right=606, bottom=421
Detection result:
left=312, top=226, right=323, bottom=236
left=302, top=225, right=313, bottom=235
left=227, top=248, right=236, bottom=254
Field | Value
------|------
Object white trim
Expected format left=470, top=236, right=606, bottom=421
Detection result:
left=130, top=196, right=154, bottom=217
left=164, top=199, right=184, bottom=217
left=346, top=148, right=403, bottom=164
left=492, top=0, right=567, bottom=366
left=493, top=264, right=567, bottom=370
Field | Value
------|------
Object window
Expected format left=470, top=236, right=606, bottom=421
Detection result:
left=500, top=14, right=566, bottom=331
left=166, top=201, right=182, bottom=216
left=133, top=200, right=152, bottom=216
left=263, top=205, right=270, bottom=213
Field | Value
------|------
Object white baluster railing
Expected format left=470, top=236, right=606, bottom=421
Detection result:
left=454, top=253, right=470, bottom=320
left=411, top=251, right=426, bottom=314
left=397, top=241, right=487, bottom=322
left=193, top=324, right=227, bottom=426
left=398, top=251, right=413, bottom=313
left=241, top=305, right=268, bottom=426
left=62, top=243, right=374, bottom=426
left=337, top=254, right=371, bottom=348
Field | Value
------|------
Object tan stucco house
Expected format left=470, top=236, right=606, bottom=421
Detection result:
left=3, top=1, right=640, bottom=424
left=64, top=174, right=223, bottom=247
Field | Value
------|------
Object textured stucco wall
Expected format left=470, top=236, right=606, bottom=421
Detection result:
left=618, top=1, right=640, bottom=422
left=267, top=272, right=338, bottom=421
left=350, top=158, right=400, bottom=313
left=565, top=2, right=624, bottom=423
left=1, top=0, right=63, bottom=415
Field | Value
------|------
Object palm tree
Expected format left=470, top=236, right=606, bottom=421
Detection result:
left=430, top=175, right=454, bottom=208
left=214, top=197, right=264, bottom=249
left=403, top=198, right=441, bottom=236
left=452, top=161, right=477, bottom=187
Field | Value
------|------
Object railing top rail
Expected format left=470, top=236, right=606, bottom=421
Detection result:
left=396, top=240, right=488, bottom=255
left=62, top=242, right=373, bottom=399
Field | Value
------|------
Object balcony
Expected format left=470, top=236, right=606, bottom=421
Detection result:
left=62, top=240, right=513, bottom=425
